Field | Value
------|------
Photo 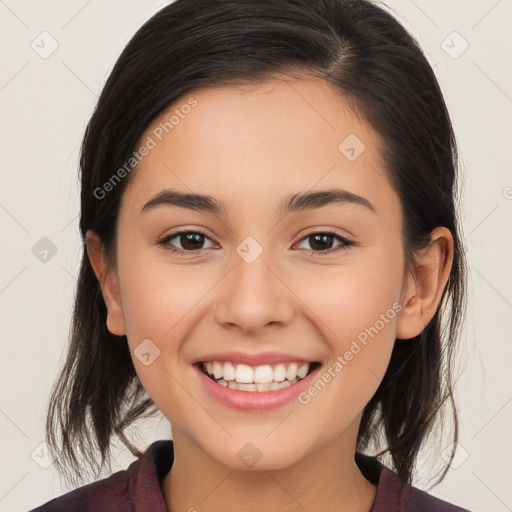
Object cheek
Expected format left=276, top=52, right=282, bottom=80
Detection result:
left=303, top=256, right=403, bottom=344
left=115, top=242, right=222, bottom=404
left=299, top=251, right=403, bottom=400
left=115, top=252, right=196, bottom=415
left=287, top=265, right=403, bottom=442
left=117, top=239, right=212, bottom=341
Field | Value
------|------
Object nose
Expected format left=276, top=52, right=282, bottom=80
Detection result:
left=214, top=241, right=295, bottom=334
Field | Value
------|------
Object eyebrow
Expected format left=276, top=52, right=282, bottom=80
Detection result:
left=139, top=187, right=375, bottom=216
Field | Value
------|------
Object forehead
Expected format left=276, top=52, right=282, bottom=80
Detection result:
left=121, top=77, right=397, bottom=220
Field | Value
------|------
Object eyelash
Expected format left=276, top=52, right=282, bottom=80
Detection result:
left=156, top=230, right=354, bottom=257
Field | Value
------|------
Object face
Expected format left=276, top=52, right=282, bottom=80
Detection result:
left=101, top=77, right=411, bottom=470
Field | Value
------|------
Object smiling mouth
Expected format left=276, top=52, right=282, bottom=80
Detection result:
left=196, top=361, right=322, bottom=392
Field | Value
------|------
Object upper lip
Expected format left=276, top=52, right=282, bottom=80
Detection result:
left=193, top=351, right=319, bottom=366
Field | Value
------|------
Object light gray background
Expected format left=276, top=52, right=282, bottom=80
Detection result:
left=1, top=1, right=511, bottom=511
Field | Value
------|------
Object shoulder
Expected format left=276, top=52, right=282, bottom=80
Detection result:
left=28, top=440, right=174, bottom=512
left=398, top=475, right=472, bottom=511
left=355, top=452, right=472, bottom=512
left=28, top=467, right=132, bottom=512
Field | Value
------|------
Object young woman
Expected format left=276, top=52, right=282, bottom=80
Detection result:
left=31, top=0, right=470, bottom=510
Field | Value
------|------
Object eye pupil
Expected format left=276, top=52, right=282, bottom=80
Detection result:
left=180, top=233, right=204, bottom=250
left=309, top=234, right=333, bottom=251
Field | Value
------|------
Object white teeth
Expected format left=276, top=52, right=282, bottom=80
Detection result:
left=235, top=364, right=254, bottom=383
left=217, top=378, right=298, bottom=392
left=286, top=363, right=298, bottom=381
left=202, top=360, right=314, bottom=387
left=297, top=363, right=309, bottom=379
left=213, top=361, right=224, bottom=379
left=270, top=380, right=292, bottom=390
left=239, top=383, right=258, bottom=391
left=254, top=365, right=274, bottom=384
left=223, top=362, right=236, bottom=381
left=273, top=363, right=286, bottom=381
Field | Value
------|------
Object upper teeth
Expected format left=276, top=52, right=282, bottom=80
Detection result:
left=204, top=361, right=310, bottom=384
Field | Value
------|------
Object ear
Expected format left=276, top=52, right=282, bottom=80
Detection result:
left=396, top=227, right=454, bottom=340
left=85, top=230, right=127, bottom=336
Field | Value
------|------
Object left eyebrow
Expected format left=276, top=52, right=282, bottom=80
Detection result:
left=139, top=187, right=376, bottom=216
left=278, top=188, right=376, bottom=215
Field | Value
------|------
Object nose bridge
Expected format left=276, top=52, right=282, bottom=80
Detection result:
left=234, top=234, right=274, bottom=290
left=214, top=234, right=294, bottom=331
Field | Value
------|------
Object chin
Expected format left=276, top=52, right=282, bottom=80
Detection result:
left=203, top=436, right=308, bottom=472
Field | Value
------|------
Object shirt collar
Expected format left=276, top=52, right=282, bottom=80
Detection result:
left=129, top=440, right=400, bottom=512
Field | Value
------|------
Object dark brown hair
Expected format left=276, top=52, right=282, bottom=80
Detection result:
left=46, top=0, right=467, bottom=489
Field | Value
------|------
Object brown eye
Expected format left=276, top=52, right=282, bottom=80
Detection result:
left=296, top=232, right=352, bottom=255
left=158, top=231, right=216, bottom=254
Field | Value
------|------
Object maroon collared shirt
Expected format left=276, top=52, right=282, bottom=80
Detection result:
left=30, top=440, right=471, bottom=511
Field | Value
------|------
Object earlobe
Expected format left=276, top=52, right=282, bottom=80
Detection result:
left=85, top=230, right=127, bottom=336
left=396, top=227, right=453, bottom=340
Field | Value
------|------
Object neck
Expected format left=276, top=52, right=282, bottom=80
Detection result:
left=162, top=423, right=376, bottom=512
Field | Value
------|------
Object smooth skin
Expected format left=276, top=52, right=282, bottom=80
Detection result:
left=86, top=76, right=453, bottom=512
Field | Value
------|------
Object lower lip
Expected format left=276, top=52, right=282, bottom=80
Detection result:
left=194, top=363, right=321, bottom=411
